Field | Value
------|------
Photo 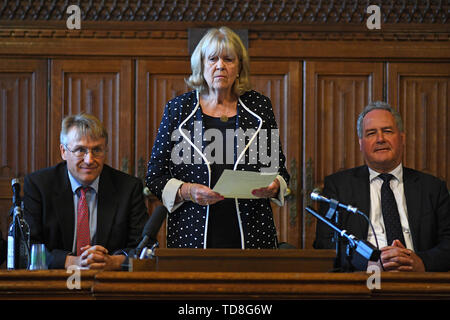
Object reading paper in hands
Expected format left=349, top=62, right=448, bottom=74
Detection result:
left=212, top=169, right=278, bottom=199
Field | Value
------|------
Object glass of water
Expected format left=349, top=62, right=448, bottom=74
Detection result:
left=29, top=243, right=48, bottom=270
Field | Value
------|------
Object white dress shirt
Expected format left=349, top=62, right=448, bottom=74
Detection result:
left=366, top=164, right=414, bottom=250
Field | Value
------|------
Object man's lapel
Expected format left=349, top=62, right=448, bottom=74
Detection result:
left=53, top=164, right=76, bottom=250
left=403, top=167, right=421, bottom=249
left=96, top=166, right=118, bottom=246
left=352, top=165, right=371, bottom=240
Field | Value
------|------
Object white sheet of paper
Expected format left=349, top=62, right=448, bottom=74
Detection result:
left=212, top=169, right=278, bottom=199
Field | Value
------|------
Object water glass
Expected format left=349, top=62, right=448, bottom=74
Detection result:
left=29, top=243, right=48, bottom=270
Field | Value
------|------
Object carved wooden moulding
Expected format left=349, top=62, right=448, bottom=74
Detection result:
left=0, top=0, right=448, bottom=24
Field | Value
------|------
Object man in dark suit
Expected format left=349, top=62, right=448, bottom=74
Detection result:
left=23, top=113, right=148, bottom=270
left=314, top=102, right=450, bottom=272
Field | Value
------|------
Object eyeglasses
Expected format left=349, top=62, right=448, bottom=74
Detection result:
left=64, top=144, right=106, bottom=158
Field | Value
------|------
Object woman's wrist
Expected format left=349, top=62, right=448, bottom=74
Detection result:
left=182, top=183, right=196, bottom=203
left=177, top=183, right=184, bottom=202
left=188, top=183, right=195, bottom=203
left=273, top=178, right=281, bottom=198
left=179, top=183, right=192, bottom=201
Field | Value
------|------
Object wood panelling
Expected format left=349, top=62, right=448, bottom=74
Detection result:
left=50, top=59, right=133, bottom=173
left=0, top=59, right=47, bottom=254
left=136, top=59, right=191, bottom=178
left=388, top=63, right=450, bottom=183
left=1, top=29, right=448, bottom=59
left=250, top=61, right=301, bottom=248
left=0, top=4, right=448, bottom=258
left=303, top=61, right=384, bottom=248
left=136, top=59, right=192, bottom=247
left=0, top=59, right=47, bottom=179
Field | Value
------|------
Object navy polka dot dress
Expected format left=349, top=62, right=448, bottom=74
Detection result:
left=146, top=90, right=290, bottom=249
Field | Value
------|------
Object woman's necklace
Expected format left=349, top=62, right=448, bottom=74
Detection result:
left=201, top=95, right=236, bottom=123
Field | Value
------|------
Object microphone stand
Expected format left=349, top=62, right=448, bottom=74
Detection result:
left=324, top=198, right=342, bottom=271
left=8, top=179, right=30, bottom=270
left=8, top=203, right=31, bottom=269
left=139, top=241, right=159, bottom=259
left=306, top=206, right=380, bottom=272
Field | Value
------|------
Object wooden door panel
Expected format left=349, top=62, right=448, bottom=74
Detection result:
left=0, top=59, right=47, bottom=258
left=0, top=59, right=47, bottom=177
left=136, top=60, right=191, bottom=181
left=250, top=61, right=302, bottom=248
left=136, top=59, right=191, bottom=248
left=50, top=59, right=133, bottom=173
left=304, top=61, right=383, bottom=248
left=388, top=63, right=450, bottom=184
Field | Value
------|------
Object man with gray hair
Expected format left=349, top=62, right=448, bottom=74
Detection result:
left=314, top=101, right=450, bottom=272
left=23, top=113, right=148, bottom=270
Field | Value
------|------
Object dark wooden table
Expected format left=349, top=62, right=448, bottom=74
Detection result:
left=0, top=270, right=450, bottom=300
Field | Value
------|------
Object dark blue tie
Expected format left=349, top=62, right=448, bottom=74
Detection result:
left=379, top=173, right=405, bottom=246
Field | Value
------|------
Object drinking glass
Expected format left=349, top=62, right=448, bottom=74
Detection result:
left=29, top=243, right=48, bottom=270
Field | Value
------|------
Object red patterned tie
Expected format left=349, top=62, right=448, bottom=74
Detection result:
left=76, top=187, right=90, bottom=256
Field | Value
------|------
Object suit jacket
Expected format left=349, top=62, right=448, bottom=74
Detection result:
left=0, top=232, right=6, bottom=266
left=23, top=162, right=149, bottom=269
left=146, top=90, right=290, bottom=249
left=314, top=165, right=450, bottom=272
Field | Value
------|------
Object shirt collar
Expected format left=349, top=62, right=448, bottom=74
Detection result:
left=67, top=170, right=100, bottom=194
left=368, top=163, right=403, bottom=183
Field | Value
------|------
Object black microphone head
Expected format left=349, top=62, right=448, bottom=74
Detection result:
left=11, top=178, right=21, bottom=207
left=312, top=187, right=322, bottom=194
left=143, top=205, right=168, bottom=239
left=11, top=178, right=20, bottom=187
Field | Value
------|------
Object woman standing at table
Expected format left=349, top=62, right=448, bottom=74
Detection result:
left=146, top=27, right=290, bottom=249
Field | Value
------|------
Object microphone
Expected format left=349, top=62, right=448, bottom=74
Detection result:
left=305, top=206, right=380, bottom=262
left=311, top=189, right=362, bottom=215
left=8, top=179, right=30, bottom=269
left=311, top=188, right=381, bottom=253
left=11, top=178, right=21, bottom=208
left=135, top=205, right=168, bottom=258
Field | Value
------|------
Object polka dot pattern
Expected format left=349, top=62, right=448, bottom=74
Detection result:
left=146, top=90, right=290, bottom=248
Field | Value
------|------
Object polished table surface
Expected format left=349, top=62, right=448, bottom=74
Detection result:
left=1, top=269, right=450, bottom=300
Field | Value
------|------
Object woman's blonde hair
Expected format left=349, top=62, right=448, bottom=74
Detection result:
left=185, top=26, right=251, bottom=96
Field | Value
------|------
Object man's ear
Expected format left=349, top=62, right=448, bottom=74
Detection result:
left=60, top=144, right=67, bottom=161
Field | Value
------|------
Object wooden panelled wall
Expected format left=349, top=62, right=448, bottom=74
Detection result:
left=0, top=2, right=449, bottom=255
